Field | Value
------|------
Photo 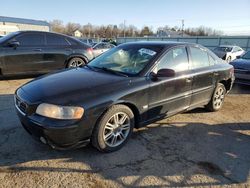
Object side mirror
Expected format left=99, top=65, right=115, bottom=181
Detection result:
left=8, top=40, right=20, bottom=48
left=236, top=55, right=241, bottom=59
left=157, top=69, right=175, bottom=77
left=149, top=69, right=175, bottom=81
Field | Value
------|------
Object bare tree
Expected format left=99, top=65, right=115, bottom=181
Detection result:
left=64, top=22, right=81, bottom=36
left=184, top=26, right=223, bottom=36
left=140, top=26, right=153, bottom=37
left=50, top=20, right=65, bottom=34
left=49, top=20, right=223, bottom=38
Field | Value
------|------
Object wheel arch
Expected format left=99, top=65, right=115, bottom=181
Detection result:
left=219, top=79, right=232, bottom=91
left=116, top=102, right=141, bottom=128
left=93, top=101, right=141, bottom=132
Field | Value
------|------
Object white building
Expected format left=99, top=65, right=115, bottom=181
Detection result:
left=74, top=30, right=83, bottom=38
left=0, top=16, right=50, bottom=36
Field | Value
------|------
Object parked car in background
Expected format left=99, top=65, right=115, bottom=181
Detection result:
left=91, top=42, right=97, bottom=47
left=213, top=45, right=245, bottom=62
left=0, top=31, right=94, bottom=76
left=92, top=42, right=115, bottom=57
left=102, top=38, right=117, bottom=46
left=230, top=50, right=250, bottom=85
left=15, top=42, right=234, bottom=152
left=78, top=38, right=95, bottom=45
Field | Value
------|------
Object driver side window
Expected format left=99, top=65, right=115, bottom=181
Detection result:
left=15, top=33, right=45, bottom=46
left=154, top=46, right=189, bottom=73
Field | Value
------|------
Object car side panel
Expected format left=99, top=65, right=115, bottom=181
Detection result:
left=190, top=67, right=215, bottom=106
left=41, top=46, right=71, bottom=71
left=78, top=77, right=151, bottom=130
left=2, top=46, right=46, bottom=74
left=147, top=72, right=192, bottom=121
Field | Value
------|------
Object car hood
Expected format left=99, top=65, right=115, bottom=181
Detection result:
left=19, top=67, right=130, bottom=105
left=230, top=59, right=250, bottom=70
left=213, top=50, right=227, bottom=58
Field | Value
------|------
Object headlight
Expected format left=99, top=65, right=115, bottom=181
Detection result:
left=36, top=103, right=84, bottom=120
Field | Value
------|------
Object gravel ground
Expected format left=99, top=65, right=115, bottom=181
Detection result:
left=0, top=78, right=249, bottom=188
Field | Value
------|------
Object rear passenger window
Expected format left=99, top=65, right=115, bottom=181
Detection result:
left=190, top=47, right=210, bottom=69
left=208, top=55, right=217, bottom=66
left=16, top=33, right=45, bottom=46
left=46, top=34, right=70, bottom=46
left=156, top=46, right=189, bottom=72
left=67, top=38, right=78, bottom=45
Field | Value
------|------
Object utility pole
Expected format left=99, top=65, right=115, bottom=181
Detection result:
left=181, top=19, right=184, bottom=37
left=123, top=20, right=126, bottom=38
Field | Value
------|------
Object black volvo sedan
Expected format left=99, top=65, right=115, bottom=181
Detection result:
left=15, top=42, right=234, bottom=152
left=0, top=31, right=94, bottom=77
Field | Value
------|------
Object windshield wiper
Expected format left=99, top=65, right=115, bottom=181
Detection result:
left=85, top=64, right=99, bottom=71
left=94, top=66, right=128, bottom=77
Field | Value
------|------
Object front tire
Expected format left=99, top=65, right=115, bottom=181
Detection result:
left=226, top=56, right=232, bottom=63
left=91, top=105, right=134, bottom=152
left=205, top=83, right=226, bottom=112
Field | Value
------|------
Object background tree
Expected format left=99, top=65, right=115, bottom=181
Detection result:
left=184, top=26, right=223, bottom=36
left=140, top=26, right=153, bottom=36
left=64, top=22, right=81, bottom=36
left=49, top=20, right=223, bottom=38
left=49, top=20, right=65, bottom=34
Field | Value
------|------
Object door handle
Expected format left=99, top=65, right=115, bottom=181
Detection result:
left=213, top=72, right=219, bottom=76
left=185, top=77, right=192, bottom=83
left=33, top=48, right=42, bottom=52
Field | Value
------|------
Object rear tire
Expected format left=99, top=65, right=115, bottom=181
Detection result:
left=91, top=105, right=134, bottom=152
left=67, top=57, right=85, bottom=68
left=205, top=83, right=226, bottom=112
left=226, top=56, right=232, bottom=63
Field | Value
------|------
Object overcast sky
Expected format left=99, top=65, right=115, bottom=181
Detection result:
left=1, top=0, right=250, bottom=35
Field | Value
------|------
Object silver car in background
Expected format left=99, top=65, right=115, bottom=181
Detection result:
left=92, top=42, right=115, bottom=57
left=213, top=45, right=245, bottom=62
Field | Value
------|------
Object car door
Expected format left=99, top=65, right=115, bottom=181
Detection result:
left=188, top=46, right=215, bottom=107
left=232, top=46, right=244, bottom=59
left=147, top=46, right=192, bottom=120
left=3, top=33, right=45, bottom=74
left=41, top=33, right=72, bottom=72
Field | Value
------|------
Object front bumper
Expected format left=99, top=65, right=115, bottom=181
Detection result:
left=14, top=93, right=93, bottom=150
left=18, top=115, right=90, bottom=150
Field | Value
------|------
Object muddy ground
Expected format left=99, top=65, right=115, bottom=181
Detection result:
left=0, top=78, right=249, bottom=187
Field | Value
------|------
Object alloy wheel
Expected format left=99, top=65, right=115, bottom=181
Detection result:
left=68, top=58, right=84, bottom=68
left=103, top=112, right=131, bottom=147
left=213, top=87, right=225, bottom=108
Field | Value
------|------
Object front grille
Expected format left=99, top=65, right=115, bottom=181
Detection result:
left=15, top=96, right=28, bottom=114
left=235, top=69, right=250, bottom=74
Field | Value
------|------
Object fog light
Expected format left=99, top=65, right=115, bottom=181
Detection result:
left=40, top=137, right=47, bottom=144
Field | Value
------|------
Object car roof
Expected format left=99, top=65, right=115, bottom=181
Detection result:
left=120, top=41, right=197, bottom=48
left=219, top=45, right=238, bottom=48
left=14, top=30, right=73, bottom=38
left=13, top=30, right=84, bottom=43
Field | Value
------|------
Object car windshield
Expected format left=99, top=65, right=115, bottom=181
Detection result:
left=241, top=51, right=250, bottom=60
left=88, top=45, right=163, bottom=76
left=215, top=47, right=233, bottom=52
left=0, top=31, right=19, bottom=44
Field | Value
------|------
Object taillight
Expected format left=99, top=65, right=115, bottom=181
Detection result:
left=87, top=48, right=93, bottom=53
left=230, top=67, right=234, bottom=75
